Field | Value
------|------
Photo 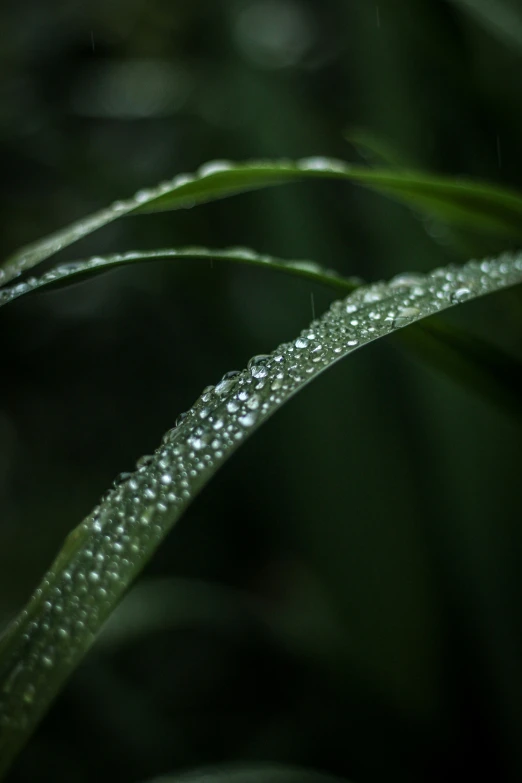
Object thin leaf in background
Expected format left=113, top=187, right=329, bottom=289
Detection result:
left=141, top=763, right=350, bottom=782
left=344, top=126, right=409, bottom=168
left=448, top=0, right=522, bottom=51
left=343, top=127, right=519, bottom=258
left=0, top=249, right=521, bottom=777
left=398, top=317, right=522, bottom=419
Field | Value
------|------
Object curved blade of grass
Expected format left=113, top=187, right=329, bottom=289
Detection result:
left=0, top=247, right=360, bottom=307
left=0, top=251, right=521, bottom=776
left=3, top=157, right=522, bottom=285
left=1, top=243, right=521, bottom=421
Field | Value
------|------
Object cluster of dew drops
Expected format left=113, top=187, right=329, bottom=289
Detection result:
left=1, top=237, right=522, bottom=731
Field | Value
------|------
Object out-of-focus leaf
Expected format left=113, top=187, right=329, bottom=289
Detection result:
left=398, top=316, right=522, bottom=418
left=448, top=0, right=522, bottom=51
left=345, top=127, right=517, bottom=258
left=0, top=250, right=521, bottom=777
left=140, top=763, right=349, bottom=782
left=344, top=126, right=408, bottom=167
left=96, top=578, right=265, bottom=653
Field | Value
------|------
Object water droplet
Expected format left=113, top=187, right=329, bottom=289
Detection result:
left=251, top=365, right=268, bottom=379
left=162, top=428, right=177, bottom=445
left=450, top=287, right=472, bottom=303
left=397, top=306, right=420, bottom=318
left=246, top=394, right=260, bottom=410
left=113, top=471, right=132, bottom=488
left=176, top=412, right=188, bottom=427
left=197, top=160, right=233, bottom=177
left=389, top=272, right=426, bottom=288
left=136, top=454, right=154, bottom=470
left=362, top=289, right=383, bottom=303
left=248, top=354, right=270, bottom=368
left=222, top=370, right=241, bottom=380
left=297, top=156, right=348, bottom=173
left=134, top=188, right=154, bottom=204
left=188, top=434, right=209, bottom=450
left=215, top=378, right=237, bottom=395
left=238, top=412, right=256, bottom=427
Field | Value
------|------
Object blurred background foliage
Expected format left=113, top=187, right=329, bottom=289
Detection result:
left=1, top=0, right=522, bottom=781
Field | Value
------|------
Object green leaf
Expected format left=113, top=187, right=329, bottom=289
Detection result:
left=0, top=247, right=359, bottom=307
left=0, top=250, right=521, bottom=776
left=448, top=0, right=522, bottom=51
left=3, top=157, right=522, bottom=285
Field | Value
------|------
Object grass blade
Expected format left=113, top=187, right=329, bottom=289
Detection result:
left=3, top=158, right=522, bottom=285
left=0, top=247, right=359, bottom=307
left=0, top=250, right=521, bottom=776
left=448, top=0, right=522, bottom=51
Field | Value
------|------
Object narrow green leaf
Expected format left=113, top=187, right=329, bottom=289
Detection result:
left=0, top=251, right=521, bottom=776
left=0, top=247, right=359, bottom=307
left=3, top=158, right=522, bottom=285
left=448, top=0, right=522, bottom=51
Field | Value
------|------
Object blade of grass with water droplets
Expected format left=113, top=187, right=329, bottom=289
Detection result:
left=0, top=247, right=359, bottom=307
left=3, top=158, right=522, bottom=285
left=0, top=251, right=522, bottom=776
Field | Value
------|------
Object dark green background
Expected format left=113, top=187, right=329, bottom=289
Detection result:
left=1, top=1, right=522, bottom=781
